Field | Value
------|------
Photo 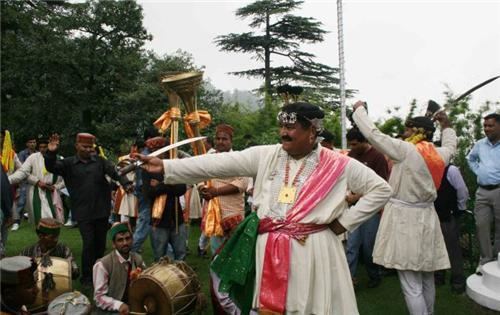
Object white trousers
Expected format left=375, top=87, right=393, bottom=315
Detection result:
left=398, top=270, right=435, bottom=315
left=210, top=269, right=241, bottom=315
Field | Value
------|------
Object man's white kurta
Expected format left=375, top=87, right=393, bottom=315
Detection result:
left=160, top=144, right=391, bottom=314
left=353, top=107, right=455, bottom=271
left=9, top=152, right=65, bottom=223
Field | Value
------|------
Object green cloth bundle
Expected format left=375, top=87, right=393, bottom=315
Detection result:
left=211, top=212, right=260, bottom=315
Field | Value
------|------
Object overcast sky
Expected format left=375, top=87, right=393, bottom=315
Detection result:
left=138, top=0, right=500, bottom=118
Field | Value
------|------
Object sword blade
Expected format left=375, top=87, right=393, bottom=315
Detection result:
left=117, top=136, right=207, bottom=176
left=454, top=75, right=500, bottom=103
left=148, top=136, right=207, bottom=158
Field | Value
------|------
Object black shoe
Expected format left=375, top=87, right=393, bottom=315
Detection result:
left=475, top=265, right=483, bottom=276
left=367, top=278, right=381, bottom=288
left=451, top=283, right=465, bottom=294
left=434, top=276, right=445, bottom=286
left=352, top=277, right=359, bottom=290
left=197, top=247, right=207, bottom=257
left=381, top=267, right=397, bottom=277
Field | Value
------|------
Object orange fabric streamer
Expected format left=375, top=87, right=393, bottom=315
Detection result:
left=204, top=182, right=224, bottom=237
left=152, top=195, right=167, bottom=226
left=113, top=188, right=124, bottom=214
left=415, top=141, right=445, bottom=190
left=153, top=107, right=182, bottom=134
left=183, top=110, right=212, bottom=155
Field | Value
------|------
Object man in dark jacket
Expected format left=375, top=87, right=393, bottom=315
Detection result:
left=433, top=164, right=469, bottom=293
left=44, top=133, right=132, bottom=287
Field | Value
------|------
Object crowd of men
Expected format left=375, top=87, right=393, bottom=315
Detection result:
left=0, top=102, right=499, bottom=315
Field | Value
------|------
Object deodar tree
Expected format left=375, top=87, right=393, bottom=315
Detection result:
left=215, top=0, right=341, bottom=108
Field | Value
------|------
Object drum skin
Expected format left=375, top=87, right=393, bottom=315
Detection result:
left=28, top=257, right=72, bottom=313
left=129, top=258, right=201, bottom=315
left=47, top=291, right=91, bottom=315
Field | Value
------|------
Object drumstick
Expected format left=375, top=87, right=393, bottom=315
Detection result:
left=129, top=304, right=149, bottom=315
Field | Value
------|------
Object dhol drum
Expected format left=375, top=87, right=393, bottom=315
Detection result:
left=129, top=257, right=204, bottom=315
left=47, top=291, right=91, bottom=315
left=28, top=256, right=72, bottom=313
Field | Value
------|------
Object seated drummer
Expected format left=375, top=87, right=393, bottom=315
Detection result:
left=19, top=218, right=79, bottom=279
left=0, top=256, right=39, bottom=314
left=93, top=222, right=145, bottom=315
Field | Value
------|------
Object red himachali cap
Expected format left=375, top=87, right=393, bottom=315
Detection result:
left=216, top=124, right=234, bottom=137
left=76, top=133, right=96, bottom=145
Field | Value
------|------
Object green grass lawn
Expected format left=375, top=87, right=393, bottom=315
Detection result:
left=5, top=220, right=497, bottom=315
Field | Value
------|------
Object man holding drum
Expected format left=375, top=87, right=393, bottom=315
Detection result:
left=93, top=222, right=145, bottom=315
left=20, top=218, right=79, bottom=279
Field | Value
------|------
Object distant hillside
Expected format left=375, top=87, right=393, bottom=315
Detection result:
left=222, top=89, right=261, bottom=111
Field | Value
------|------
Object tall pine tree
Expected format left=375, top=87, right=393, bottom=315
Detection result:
left=215, top=0, right=340, bottom=107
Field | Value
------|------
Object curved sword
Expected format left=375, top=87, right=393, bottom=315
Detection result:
left=117, top=136, right=206, bottom=176
left=454, top=75, right=500, bottom=103
left=428, top=75, right=500, bottom=118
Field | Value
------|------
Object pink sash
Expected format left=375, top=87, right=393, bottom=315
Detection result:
left=258, top=148, right=350, bottom=314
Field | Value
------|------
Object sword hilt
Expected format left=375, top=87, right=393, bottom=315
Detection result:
left=116, top=161, right=140, bottom=177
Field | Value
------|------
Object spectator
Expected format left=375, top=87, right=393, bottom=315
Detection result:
left=433, top=164, right=468, bottom=293
left=9, top=137, right=65, bottom=225
left=345, top=128, right=390, bottom=289
left=11, top=136, right=37, bottom=231
left=467, top=112, right=500, bottom=273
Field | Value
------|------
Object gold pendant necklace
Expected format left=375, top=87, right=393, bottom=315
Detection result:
left=278, top=157, right=306, bottom=204
left=278, top=186, right=297, bottom=204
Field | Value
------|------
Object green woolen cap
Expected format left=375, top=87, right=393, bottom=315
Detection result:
left=109, top=222, right=130, bottom=241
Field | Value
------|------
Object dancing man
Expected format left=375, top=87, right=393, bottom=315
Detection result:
left=134, top=102, right=392, bottom=314
left=352, top=101, right=456, bottom=315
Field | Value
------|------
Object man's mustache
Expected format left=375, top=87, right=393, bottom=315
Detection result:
left=281, top=136, right=292, bottom=142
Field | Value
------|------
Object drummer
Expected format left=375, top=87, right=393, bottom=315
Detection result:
left=93, top=222, right=145, bottom=315
left=19, top=218, right=80, bottom=279
left=0, top=256, right=39, bottom=314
